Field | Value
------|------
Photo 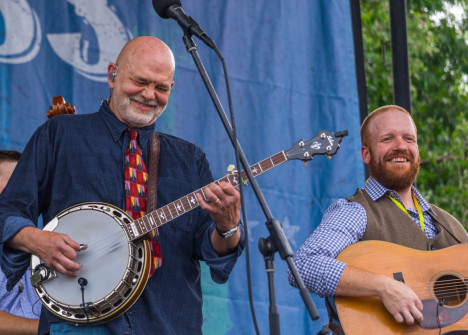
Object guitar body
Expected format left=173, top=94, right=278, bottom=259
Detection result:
left=31, top=203, right=151, bottom=325
left=335, top=241, right=468, bottom=334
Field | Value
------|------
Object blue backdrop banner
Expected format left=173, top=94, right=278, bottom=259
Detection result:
left=0, top=1, right=364, bottom=334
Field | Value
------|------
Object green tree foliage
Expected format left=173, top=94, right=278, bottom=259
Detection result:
left=361, top=0, right=468, bottom=227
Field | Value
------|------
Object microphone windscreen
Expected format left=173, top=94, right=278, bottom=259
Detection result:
left=152, top=0, right=182, bottom=19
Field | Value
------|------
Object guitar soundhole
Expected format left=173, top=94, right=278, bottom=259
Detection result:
left=434, top=274, right=467, bottom=306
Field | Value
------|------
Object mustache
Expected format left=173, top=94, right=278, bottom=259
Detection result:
left=384, top=150, right=413, bottom=161
left=130, top=97, right=159, bottom=108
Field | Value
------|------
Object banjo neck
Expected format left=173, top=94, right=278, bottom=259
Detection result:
left=122, top=129, right=348, bottom=242
left=123, top=151, right=288, bottom=242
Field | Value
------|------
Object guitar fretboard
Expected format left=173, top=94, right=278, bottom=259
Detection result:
left=123, top=151, right=288, bottom=241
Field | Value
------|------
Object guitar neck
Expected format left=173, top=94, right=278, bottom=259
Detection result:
left=125, top=151, right=288, bottom=241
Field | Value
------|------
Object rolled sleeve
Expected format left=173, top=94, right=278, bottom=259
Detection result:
left=1, top=216, right=36, bottom=290
left=289, top=199, right=367, bottom=296
left=201, top=222, right=245, bottom=284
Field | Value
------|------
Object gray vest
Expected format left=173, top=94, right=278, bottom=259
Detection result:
left=347, top=189, right=468, bottom=250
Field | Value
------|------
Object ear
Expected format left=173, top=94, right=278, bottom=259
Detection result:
left=361, top=145, right=371, bottom=165
left=108, top=63, right=118, bottom=88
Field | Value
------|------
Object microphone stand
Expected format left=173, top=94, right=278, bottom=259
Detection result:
left=180, top=31, right=319, bottom=334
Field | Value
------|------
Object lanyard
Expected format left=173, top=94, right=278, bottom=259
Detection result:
left=387, top=193, right=425, bottom=232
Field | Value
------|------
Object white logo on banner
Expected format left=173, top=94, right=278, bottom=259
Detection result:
left=0, top=0, right=132, bottom=82
left=0, top=0, right=41, bottom=64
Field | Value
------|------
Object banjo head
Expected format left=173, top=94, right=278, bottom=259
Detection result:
left=31, top=202, right=151, bottom=325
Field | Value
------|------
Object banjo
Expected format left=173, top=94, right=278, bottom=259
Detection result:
left=30, top=129, right=347, bottom=325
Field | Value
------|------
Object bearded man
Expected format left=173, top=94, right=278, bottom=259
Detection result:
left=289, top=105, right=468, bottom=333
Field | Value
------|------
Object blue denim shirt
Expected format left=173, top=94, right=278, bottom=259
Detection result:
left=0, top=101, right=244, bottom=334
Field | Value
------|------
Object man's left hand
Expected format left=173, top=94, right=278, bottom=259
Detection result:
left=197, top=181, right=240, bottom=230
left=197, top=181, right=241, bottom=255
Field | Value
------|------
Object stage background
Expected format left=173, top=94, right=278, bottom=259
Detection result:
left=0, top=1, right=364, bottom=333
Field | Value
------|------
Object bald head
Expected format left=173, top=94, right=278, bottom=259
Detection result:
left=116, top=36, right=175, bottom=75
left=108, top=36, right=176, bottom=128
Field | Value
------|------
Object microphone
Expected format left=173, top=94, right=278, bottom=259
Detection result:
left=152, top=0, right=216, bottom=49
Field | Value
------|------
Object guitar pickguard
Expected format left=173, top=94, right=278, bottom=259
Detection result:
left=421, top=299, right=468, bottom=329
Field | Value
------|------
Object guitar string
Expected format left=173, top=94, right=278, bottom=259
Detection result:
left=413, top=280, right=467, bottom=291
left=412, top=278, right=467, bottom=291
left=408, top=279, right=468, bottom=303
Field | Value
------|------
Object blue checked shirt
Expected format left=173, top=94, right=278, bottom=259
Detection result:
left=0, top=268, right=40, bottom=319
left=289, top=177, right=438, bottom=297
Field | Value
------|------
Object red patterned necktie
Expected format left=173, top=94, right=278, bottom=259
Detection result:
left=125, top=129, right=162, bottom=275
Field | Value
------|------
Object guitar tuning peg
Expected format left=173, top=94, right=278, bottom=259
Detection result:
left=227, top=164, right=236, bottom=173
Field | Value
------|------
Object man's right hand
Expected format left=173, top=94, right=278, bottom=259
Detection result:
left=335, top=265, right=424, bottom=326
left=379, top=275, right=423, bottom=325
left=8, top=226, right=85, bottom=277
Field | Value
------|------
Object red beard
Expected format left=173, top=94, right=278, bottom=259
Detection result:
left=369, top=150, right=420, bottom=192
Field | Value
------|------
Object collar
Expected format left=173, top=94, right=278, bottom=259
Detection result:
left=99, top=99, right=155, bottom=148
left=364, top=177, right=434, bottom=214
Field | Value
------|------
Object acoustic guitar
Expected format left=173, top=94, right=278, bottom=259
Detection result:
left=30, top=128, right=348, bottom=325
left=335, top=240, right=468, bottom=334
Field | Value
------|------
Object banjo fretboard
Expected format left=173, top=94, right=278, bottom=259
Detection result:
left=124, top=151, right=288, bottom=241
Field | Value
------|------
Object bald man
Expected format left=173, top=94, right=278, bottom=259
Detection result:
left=0, top=36, right=244, bottom=335
left=289, top=105, right=468, bottom=334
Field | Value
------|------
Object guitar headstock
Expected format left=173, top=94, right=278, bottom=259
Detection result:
left=285, top=130, right=348, bottom=161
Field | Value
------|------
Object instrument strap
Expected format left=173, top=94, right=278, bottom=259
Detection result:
left=147, top=132, right=160, bottom=212
left=324, top=297, right=344, bottom=335
left=386, top=193, right=425, bottom=232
